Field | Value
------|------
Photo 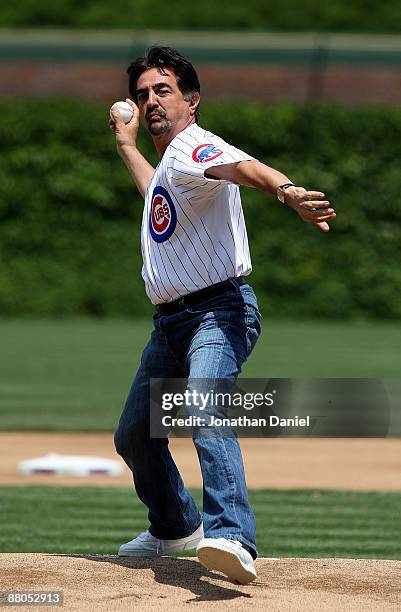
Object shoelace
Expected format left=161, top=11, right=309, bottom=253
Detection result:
left=138, top=530, right=162, bottom=554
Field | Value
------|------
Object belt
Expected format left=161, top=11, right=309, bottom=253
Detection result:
left=156, top=277, right=246, bottom=315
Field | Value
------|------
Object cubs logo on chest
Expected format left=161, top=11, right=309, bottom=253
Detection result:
left=149, top=186, right=177, bottom=243
left=192, top=144, right=223, bottom=164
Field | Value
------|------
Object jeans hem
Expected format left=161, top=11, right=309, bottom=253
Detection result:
left=149, top=517, right=203, bottom=540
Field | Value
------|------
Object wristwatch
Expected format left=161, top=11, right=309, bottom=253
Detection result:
left=277, top=183, right=295, bottom=204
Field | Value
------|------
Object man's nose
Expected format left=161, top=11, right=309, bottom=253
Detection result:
left=147, top=91, right=159, bottom=107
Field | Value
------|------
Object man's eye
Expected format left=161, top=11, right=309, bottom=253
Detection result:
left=159, top=89, right=169, bottom=95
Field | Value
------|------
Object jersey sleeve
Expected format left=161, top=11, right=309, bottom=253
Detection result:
left=170, top=132, right=257, bottom=189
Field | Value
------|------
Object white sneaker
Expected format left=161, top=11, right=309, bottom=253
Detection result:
left=118, top=523, right=204, bottom=557
left=197, top=538, right=257, bottom=584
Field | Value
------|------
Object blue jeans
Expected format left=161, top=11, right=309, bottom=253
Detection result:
left=114, top=279, right=261, bottom=559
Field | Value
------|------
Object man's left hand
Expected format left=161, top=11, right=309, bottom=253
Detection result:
left=283, top=186, right=336, bottom=233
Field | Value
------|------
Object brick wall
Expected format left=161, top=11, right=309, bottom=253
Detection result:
left=2, top=63, right=401, bottom=104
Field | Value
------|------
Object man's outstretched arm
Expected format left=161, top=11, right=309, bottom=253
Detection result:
left=205, top=160, right=336, bottom=233
left=109, top=98, right=155, bottom=198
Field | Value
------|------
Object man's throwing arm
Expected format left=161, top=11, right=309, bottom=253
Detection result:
left=109, top=98, right=155, bottom=198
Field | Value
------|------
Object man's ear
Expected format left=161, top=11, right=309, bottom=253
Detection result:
left=188, top=92, right=200, bottom=117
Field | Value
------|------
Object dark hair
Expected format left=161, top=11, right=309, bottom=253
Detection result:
left=127, top=46, right=201, bottom=122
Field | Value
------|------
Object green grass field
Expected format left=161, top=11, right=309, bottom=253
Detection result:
left=1, top=486, right=400, bottom=559
left=1, top=318, right=401, bottom=431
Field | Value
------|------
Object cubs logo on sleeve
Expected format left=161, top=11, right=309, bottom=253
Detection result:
left=149, top=186, right=177, bottom=243
left=192, top=144, right=223, bottom=164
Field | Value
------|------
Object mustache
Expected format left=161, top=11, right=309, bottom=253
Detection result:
left=146, top=110, right=167, bottom=120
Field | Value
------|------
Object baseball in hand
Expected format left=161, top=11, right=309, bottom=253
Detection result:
left=110, top=101, right=134, bottom=124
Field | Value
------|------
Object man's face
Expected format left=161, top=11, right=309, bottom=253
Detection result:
left=136, top=67, right=195, bottom=136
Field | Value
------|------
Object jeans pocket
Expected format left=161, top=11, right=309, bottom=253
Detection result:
left=245, top=304, right=261, bottom=356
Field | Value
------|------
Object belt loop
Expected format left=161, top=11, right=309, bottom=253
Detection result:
left=229, top=276, right=242, bottom=294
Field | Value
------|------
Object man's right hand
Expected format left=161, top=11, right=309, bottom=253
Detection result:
left=109, top=98, right=140, bottom=153
left=108, top=97, right=155, bottom=198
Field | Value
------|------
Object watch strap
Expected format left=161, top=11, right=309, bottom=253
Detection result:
left=277, top=183, right=295, bottom=203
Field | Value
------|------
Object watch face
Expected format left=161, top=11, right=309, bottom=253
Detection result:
left=277, top=184, right=294, bottom=203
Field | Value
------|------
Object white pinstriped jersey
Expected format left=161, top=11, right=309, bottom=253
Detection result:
left=141, top=123, right=255, bottom=304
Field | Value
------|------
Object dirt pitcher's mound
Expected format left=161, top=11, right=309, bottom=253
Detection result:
left=1, top=554, right=400, bottom=611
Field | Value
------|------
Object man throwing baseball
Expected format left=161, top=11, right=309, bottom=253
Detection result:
left=111, top=46, right=335, bottom=585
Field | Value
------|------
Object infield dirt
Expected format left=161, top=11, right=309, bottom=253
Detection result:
left=1, top=554, right=401, bottom=611
left=0, top=433, right=400, bottom=490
